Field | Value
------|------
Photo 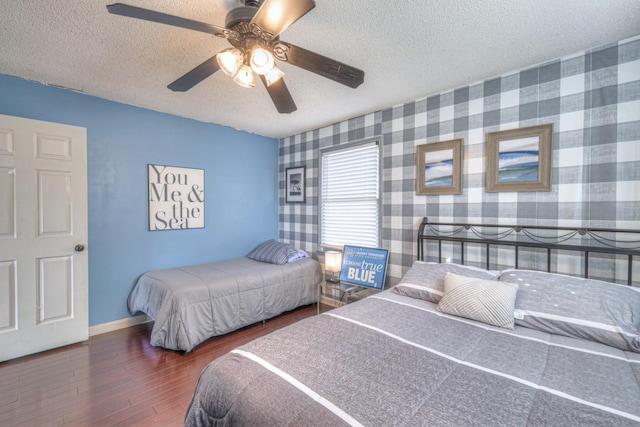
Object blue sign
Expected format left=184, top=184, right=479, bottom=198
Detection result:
left=339, top=246, right=389, bottom=289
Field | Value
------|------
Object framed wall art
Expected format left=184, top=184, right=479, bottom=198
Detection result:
left=148, top=164, right=205, bottom=231
left=485, top=123, right=553, bottom=192
left=415, top=139, right=463, bottom=195
left=285, top=166, right=305, bottom=203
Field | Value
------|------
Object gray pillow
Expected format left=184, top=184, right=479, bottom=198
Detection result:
left=438, top=273, right=519, bottom=329
left=247, top=240, right=297, bottom=265
left=392, top=261, right=500, bottom=303
left=500, top=269, right=640, bottom=352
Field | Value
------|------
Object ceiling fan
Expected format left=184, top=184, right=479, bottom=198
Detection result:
left=106, top=0, right=365, bottom=114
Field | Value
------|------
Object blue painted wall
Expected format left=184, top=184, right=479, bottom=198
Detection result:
left=0, top=74, right=279, bottom=326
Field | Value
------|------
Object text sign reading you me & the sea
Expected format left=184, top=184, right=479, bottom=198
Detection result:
left=148, top=164, right=204, bottom=230
left=339, top=246, right=389, bottom=289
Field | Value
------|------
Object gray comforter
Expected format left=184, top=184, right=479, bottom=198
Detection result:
left=185, top=290, right=640, bottom=426
left=128, top=257, right=322, bottom=352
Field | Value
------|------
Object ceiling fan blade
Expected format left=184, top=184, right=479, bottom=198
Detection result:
left=250, top=0, right=315, bottom=39
left=275, top=42, right=364, bottom=89
left=259, top=75, right=297, bottom=114
left=106, top=3, right=237, bottom=39
left=168, top=55, right=221, bottom=92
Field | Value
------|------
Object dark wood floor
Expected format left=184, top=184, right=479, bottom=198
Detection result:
left=0, top=304, right=325, bottom=426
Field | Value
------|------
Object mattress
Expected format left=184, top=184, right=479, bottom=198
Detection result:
left=128, top=256, right=322, bottom=352
left=184, top=285, right=640, bottom=426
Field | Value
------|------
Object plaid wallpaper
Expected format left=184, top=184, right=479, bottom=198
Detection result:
left=280, top=35, right=640, bottom=284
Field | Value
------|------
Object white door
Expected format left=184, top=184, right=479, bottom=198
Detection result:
left=0, top=114, right=88, bottom=362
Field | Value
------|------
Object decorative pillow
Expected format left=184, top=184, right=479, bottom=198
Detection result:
left=437, top=273, right=519, bottom=329
left=500, top=269, right=640, bottom=352
left=392, top=261, right=500, bottom=303
left=287, top=248, right=310, bottom=263
left=247, top=240, right=298, bottom=265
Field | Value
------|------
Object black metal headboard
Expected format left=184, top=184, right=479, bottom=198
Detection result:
left=417, top=217, right=640, bottom=286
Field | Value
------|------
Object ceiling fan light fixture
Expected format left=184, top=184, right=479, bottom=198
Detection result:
left=233, top=64, right=255, bottom=88
left=217, top=48, right=244, bottom=77
left=106, top=1, right=363, bottom=114
left=250, top=47, right=275, bottom=75
left=264, top=65, right=284, bottom=86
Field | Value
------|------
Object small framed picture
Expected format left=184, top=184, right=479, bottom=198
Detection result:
left=416, top=139, right=463, bottom=195
left=485, top=123, right=553, bottom=192
left=285, top=166, right=305, bottom=203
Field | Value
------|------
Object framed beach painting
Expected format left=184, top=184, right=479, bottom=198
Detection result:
left=485, top=124, right=553, bottom=192
left=416, top=139, right=463, bottom=195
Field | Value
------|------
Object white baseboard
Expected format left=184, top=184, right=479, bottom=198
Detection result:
left=89, top=314, right=152, bottom=337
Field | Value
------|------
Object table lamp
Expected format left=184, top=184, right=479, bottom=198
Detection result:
left=325, top=251, right=342, bottom=283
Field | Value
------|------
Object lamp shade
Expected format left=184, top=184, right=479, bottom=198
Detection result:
left=325, top=251, right=342, bottom=273
left=233, top=64, right=255, bottom=88
left=250, top=47, right=275, bottom=75
left=216, top=48, right=244, bottom=77
left=264, top=65, right=284, bottom=86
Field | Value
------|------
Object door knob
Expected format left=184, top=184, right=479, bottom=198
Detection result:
left=75, top=244, right=85, bottom=252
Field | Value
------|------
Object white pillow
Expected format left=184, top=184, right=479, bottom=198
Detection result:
left=287, top=248, right=310, bottom=263
left=438, top=272, right=519, bottom=329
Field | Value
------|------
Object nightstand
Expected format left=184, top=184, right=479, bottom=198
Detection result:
left=317, top=281, right=379, bottom=314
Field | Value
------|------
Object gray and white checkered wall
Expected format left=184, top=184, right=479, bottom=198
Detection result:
left=280, top=35, right=640, bottom=284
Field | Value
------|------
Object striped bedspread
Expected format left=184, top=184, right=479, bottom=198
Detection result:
left=185, top=290, right=640, bottom=426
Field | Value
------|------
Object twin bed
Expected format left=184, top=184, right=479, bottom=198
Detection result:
left=180, top=220, right=640, bottom=426
left=128, top=240, right=322, bottom=352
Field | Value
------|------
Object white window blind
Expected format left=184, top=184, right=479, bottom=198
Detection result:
left=321, top=142, right=380, bottom=248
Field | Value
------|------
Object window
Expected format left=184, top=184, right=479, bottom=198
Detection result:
left=320, top=140, right=380, bottom=248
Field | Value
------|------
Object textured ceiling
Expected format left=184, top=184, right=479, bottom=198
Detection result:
left=1, top=1, right=639, bottom=139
